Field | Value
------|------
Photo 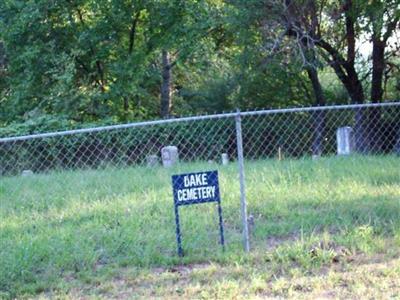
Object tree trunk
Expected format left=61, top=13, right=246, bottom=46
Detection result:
left=367, top=39, right=386, bottom=153
left=371, top=39, right=385, bottom=103
left=320, top=1, right=369, bottom=153
left=348, top=74, right=370, bottom=153
left=160, top=50, right=172, bottom=118
left=332, top=66, right=370, bottom=153
left=122, top=96, right=129, bottom=121
left=345, top=39, right=369, bottom=153
left=354, top=108, right=369, bottom=153
left=306, top=67, right=325, bottom=157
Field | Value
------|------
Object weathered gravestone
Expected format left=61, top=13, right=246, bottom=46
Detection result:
left=161, top=146, right=179, bottom=168
left=146, top=154, right=159, bottom=167
left=395, top=133, right=400, bottom=155
left=21, top=170, right=34, bottom=177
left=221, top=153, right=229, bottom=165
left=337, top=127, right=354, bottom=155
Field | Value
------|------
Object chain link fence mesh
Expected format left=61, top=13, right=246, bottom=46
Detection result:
left=0, top=115, right=242, bottom=273
left=1, top=103, right=399, bottom=289
left=241, top=103, right=400, bottom=250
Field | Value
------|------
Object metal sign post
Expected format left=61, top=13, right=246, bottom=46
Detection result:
left=172, top=170, right=225, bottom=257
left=235, top=111, right=250, bottom=252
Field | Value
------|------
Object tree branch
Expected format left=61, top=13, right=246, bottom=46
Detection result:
left=383, top=16, right=399, bottom=42
left=128, top=10, right=141, bottom=55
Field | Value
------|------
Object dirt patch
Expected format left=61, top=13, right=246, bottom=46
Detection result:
left=153, top=262, right=211, bottom=276
left=266, top=232, right=300, bottom=249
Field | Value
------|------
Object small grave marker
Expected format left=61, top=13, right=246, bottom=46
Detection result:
left=395, top=134, right=400, bottom=155
left=337, top=126, right=354, bottom=155
left=161, top=146, right=179, bottom=167
left=146, top=154, right=159, bottom=167
left=221, top=153, right=229, bottom=165
left=21, top=170, right=34, bottom=177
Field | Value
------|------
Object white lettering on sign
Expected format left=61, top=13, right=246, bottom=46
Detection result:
left=174, top=172, right=218, bottom=202
left=177, top=186, right=216, bottom=201
left=183, top=173, right=208, bottom=187
left=173, top=171, right=219, bottom=203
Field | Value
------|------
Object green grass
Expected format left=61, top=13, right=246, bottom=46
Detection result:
left=1, top=155, right=399, bottom=299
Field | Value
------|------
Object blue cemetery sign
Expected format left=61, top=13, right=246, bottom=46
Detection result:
left=172, top=170, right=225, bottom=256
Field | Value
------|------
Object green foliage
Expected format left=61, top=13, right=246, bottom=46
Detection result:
left=0, top=0, right=226, bottom=124
left=0, top=0, right=399, bottom=133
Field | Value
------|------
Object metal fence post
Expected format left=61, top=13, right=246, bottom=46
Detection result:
left=235, top=110, right=250, bottom=252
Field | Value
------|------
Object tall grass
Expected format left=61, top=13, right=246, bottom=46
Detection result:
left=0, top=155, right=399, bottom=298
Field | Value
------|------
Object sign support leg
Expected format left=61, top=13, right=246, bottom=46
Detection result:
left=217, top=201, right=225, bottom=250
left=174, top=204, right=184, bottom=257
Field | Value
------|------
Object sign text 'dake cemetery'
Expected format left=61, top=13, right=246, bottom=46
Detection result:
left=172, top=171, right=220, bottom=205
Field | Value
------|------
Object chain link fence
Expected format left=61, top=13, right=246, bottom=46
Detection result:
left=240, top=103, right=400, bottom=251
left=1, top=102, right=400, bottom=289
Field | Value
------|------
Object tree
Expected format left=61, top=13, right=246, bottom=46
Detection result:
left=233, top=0, right=399, bottom=153
left=228, top=0, right=328, bottom=155
left=0, top=0, right=399, bottom=135
left=0, top=0, right=229, bottom=122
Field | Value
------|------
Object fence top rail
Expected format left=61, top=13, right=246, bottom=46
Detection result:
left=1, top=101, right=399, bottom=143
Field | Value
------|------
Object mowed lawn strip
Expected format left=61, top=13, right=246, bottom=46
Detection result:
left=0, top=155, right=399, bottom=298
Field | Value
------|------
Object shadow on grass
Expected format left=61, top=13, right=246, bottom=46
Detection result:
left=1, top=156, right=399, bottom=298
left=1, top=191, right=400, bottom=298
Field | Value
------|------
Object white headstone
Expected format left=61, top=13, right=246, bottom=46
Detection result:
left=161, top=146, right=179, bottom=168
left=221, top=153, right=229, bottom=165
left=146, top=154, right=159, bottom=167
left=395, top=133, right=400, bottom=155
left=21, top=170, right=34, bottom=177
left=337, top=126, right=354, bottom=155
